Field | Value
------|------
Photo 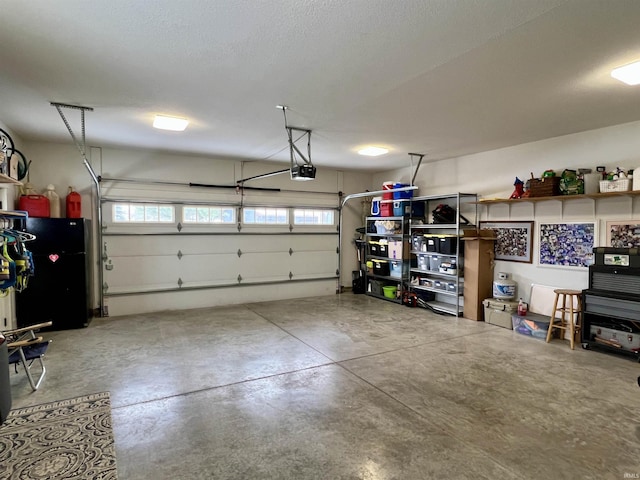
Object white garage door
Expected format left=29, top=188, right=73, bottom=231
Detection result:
left=100, top=186, right=340, bottom=302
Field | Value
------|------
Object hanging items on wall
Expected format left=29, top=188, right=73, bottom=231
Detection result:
left=0, top=128, right=31, bottom=181
left=0, top=216, right=36, bottom=297
left=0, top=128, right=15, bottom=178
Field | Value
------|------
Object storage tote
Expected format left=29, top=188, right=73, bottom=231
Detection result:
left=389, top=260, right=405, bottom=279
left=372, top=259, right=390, bottom=276
left=438, top=236, right=458, bottom=255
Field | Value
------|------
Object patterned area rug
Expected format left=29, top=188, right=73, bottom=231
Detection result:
left=0, top=392, right=117, bottom=479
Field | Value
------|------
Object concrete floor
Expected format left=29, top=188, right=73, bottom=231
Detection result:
left=8, top=294, right=640, bottom=479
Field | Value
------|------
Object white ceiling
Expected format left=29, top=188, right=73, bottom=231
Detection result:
left=1, top=0, right=640, bottom=173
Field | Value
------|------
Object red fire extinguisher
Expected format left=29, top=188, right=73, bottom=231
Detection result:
left=66, top=186, right=82, bottom=218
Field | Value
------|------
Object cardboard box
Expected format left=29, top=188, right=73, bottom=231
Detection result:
left=388, top=240, right=410, bottom=260
left=463, top=234, right=496, bottom=321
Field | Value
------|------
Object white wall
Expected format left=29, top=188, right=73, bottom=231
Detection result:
left=374, top=120, right=640, bottom=305
left=19, top=141, right=372, bottom=315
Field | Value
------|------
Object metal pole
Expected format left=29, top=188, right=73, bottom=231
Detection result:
left=409, top=153, right=425, bottom=186
left=51, top=103, right=106, bottom=316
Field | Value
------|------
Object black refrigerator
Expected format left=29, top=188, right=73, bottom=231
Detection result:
left=16, top=218, right=93, bottom=330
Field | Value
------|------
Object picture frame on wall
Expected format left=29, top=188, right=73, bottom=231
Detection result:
left=605, top=220, right=640, bottom=248
left=538, top=222, right=597, bottom=268
left=479, top=221, right=534, bottom=263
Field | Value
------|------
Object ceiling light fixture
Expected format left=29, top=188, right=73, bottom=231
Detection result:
left=358, top=146, right=389, bottom=156
left=153, top=115, right=189, bottom=131
left=611, top=60, right=640, bottom=85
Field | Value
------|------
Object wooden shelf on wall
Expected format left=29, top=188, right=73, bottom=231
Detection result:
left=0, top=173, right=22, bottom=186
left=475, top=189, right=640, bottom=205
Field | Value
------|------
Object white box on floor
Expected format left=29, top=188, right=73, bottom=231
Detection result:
left=483, top=298, right=518, bottom=329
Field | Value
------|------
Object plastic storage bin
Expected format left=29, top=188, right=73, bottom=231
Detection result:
left=389, top=260, right=404, bottom=279
left=374, top=220, right=400, bottom=234
left=412, top=235, right=424, bottom=252
left=599, top=179, right=631, bottom=193
left=417, top=254, right=428, bottom=270
left=369, top=279, right=384, bottom=296
left=428, top=255, right=442, bottom=272
left=439, top=261, right=457, bottom=275
left=438, top=236, right=458, bottom=255
left=511, top=313, right=551, bottom=339
left=372, top=259, right=390, bottom=276
left=425, top=237, right=438, bottom=252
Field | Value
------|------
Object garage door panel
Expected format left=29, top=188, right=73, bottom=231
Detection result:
left=235, top=236, right=296, bottom=254
left=105, top=256, right=181, bottom=288
left=238, top=252, right=291, bottom=280
left=290, top=251, right=337, bottom=277
left=178, top=254, right=240, bottom=283
left=105, top=236, right=181, bottom=256
left=288, top=235, right=337, bottom=252
left=106, top=235, right=241, bottom=256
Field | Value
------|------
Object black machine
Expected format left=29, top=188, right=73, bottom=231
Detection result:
left=582, top=247, right=640, bottom=360
left=16, top=218, right=93, bottom=330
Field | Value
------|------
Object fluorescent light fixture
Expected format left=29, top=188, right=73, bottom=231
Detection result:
left=358, top=146, right=389, bottom=156
left=611, top=60, right=640, bottom=85
left=153, top=115, right=189, bottom=131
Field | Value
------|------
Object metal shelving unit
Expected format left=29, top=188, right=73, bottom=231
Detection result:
left=363, top=215, right=409, bottom=304
left=408, top=193, right=477, bottom=316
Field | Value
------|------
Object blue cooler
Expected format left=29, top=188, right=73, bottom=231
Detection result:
left=393, top=200, right=406, bottom=216
left=392, top=183, right=413, bottom=200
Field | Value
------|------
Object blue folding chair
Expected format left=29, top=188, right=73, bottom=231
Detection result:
left=4, top=321, right=52, bottom=391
